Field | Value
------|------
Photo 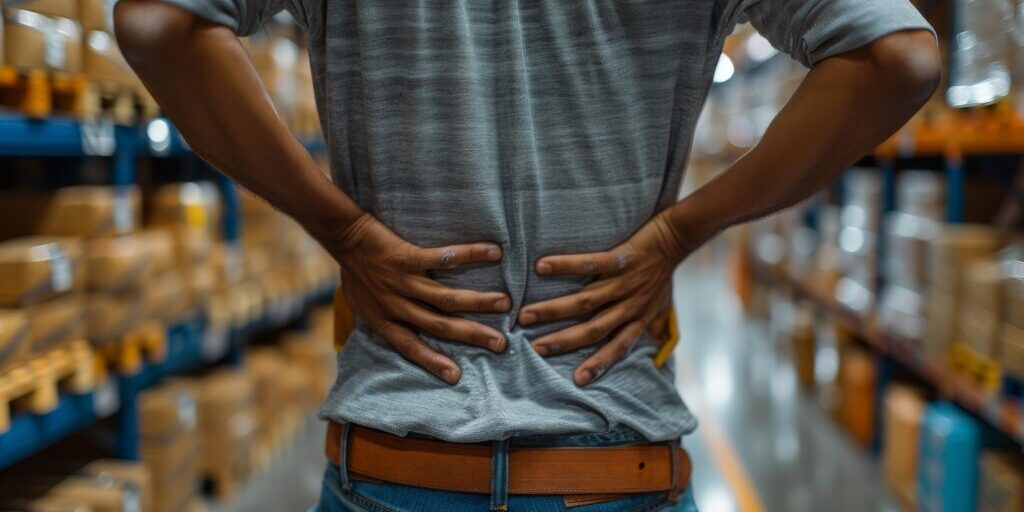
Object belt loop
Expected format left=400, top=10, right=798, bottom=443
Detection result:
left=667, top=442, right=682, bottom=504
left=338, top=423, right=353, bottom=491
left=489, top=439, right=510, bottom=512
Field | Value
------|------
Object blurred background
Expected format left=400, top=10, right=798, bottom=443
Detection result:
left=0, top=0, right=1021, bottom=511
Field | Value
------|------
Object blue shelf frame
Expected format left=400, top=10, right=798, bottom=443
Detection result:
left=0, top=112, right=330, bottom=469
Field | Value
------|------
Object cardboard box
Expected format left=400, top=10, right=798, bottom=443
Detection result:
left=149, top=182, right=221, bottom=236
left=883, top=385, right=925, bottom=510
left=142, top=271, right=186, bottom=325
left=40, top=186, right=140, bottom=239
left=0, top=237, right=82, bottom=307
left=959, top=306, right=1001, bottom=357
left=26, top=294, right=84, bottom=354
left=0, top=309, right=29, bottom=370
left=48, top=476, right=140, bottom=512
left=134, top=229, right=174, bottom=275
left=83, top=30, right=133, bottom=86
left=139, top=382, right=197, bottom=438
left=79, top=460, right=151, bottom=512
left=85, top=292, right=142, bottom=346
left=966, top=261, right=1002, bottom=316
left=838, top=346, right=876, bottom=446
left=86, top=235, right=153, bottom=293
left=8, top=0, right=79, bottom=19
left=978, top=452, right=1024, bottom=512
left=2, top=11, right=81, bottom=72
left=1002, top=324, right=1024, bottom=379
left=79, top=0, right=111, bottom=32
left=929, top=225, right=1005, bottom=293
left=24, top=494, right=96, bottom=512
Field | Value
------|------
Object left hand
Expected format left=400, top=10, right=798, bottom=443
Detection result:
left=519, top=212, right=696, bottom=386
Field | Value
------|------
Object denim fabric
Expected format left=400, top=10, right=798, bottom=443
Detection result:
left=313, top=426, right=699, bottom=512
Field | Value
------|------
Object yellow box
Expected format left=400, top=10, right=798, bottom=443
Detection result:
left=0, top=236, right=82, bottom=307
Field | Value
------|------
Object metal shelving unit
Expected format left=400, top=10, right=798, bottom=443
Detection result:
left=0, top=112, right=331, bottom=470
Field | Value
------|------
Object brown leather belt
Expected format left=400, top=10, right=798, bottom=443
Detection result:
left=325, top=422, right=692, bottom=499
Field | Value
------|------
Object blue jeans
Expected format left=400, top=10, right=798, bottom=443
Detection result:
left=314, top=427, right=699, bottom=512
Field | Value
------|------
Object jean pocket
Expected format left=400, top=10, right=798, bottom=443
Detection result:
left=319, top=465, right=399, bottom=512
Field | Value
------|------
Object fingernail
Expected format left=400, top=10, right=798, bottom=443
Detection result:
left=520, top=311, right=536, bottom=324
left=442, top=368, right=460, bottom=384
left=491, top=337, right=506, bottom=352
left=575, top=370, right=592, bottom=387
left=486, top=247, right=501, bottom=260
left=494, top=298, right=510, bottom=311
left=537, top=261, right=551, bottom=274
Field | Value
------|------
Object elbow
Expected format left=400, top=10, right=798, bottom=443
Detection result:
left=114, top=0, right=196, bottom=68
left=866, top=30, right=942, bottom=104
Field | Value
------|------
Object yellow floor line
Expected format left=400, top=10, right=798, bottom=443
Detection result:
left=679, top=358, right=766, bottom=512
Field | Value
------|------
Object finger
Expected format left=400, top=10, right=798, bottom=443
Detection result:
left=403, top=276, right=511, bottom=313
left=398, top=302, right=507, bottom=352
left=574, top=320, right=646, bottom=386
left=372, top=318, right=462, bottom=384
left=518, top=281, right=623, bottom=325
left=405, top=243, right=502, bottom=270
left=531, top=299, right=637, bottom=357
left=536, top=251, right=627, bottom=276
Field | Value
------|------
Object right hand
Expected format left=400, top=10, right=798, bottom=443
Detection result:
left=328, top=213, right=510, bottom=385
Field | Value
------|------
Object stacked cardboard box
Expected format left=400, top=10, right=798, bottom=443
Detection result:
left=282, top=331, right=336, bottom=405
left=247, top=347, right=311, bottom=455
left=186, top=369, right=255, bottom=496
left=977, top=452, right=1024, bottom=512
left=999, top=245, right=1024, bottom=380
left=960, top=261, right=1003, bottom=358
left=878, top=172, right=944, bottom=342
left=925, top=225, right=1005, bottom=360
left=835, top=345, right=876, bottom=446
left=835, top=169, right=882, bottom=315
left=139, top=382, right=200, bottom=512
left=0, top=236, right=84, bottom=363
left=883, top=384, right=927, bottom=510
left=2, top=0, right=83, bottom=74
left=78, top=460, right=152, bottom=512
left=148, top=182, right=219, bottom=316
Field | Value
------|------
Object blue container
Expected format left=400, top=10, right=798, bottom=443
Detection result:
left=917, top=402, right=980, bottom=512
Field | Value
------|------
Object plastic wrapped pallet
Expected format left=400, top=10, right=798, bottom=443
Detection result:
left=79, top=460, right=152, bottom=512
left=2, top=10, right=82, bottom=72
left=977, top=452, right=1024, bottom=512
left=0, top=237, right=82, bottom=308
left=26, top=294, right=84, bottom=354
left=85, top=235, right=153, bottom=293
left=918, top=402, right=981, bottom=512
left=139, top=382, right=200, bottom=512
left=883, top=385, right=926, bottom=510
left=39, top=186, right=140, bottom=239
left=0, top=309, right=29, bottom=370
left=85, top=292, right=142, bottom=347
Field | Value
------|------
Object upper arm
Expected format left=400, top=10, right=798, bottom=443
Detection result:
left=114, top=0, right=304, bottom=38
left=738, top=0, right=935, bottom=68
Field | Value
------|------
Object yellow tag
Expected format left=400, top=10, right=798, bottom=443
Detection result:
left=184, top=203, right=206, bottom=229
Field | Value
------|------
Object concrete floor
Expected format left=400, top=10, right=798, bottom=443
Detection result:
left=215, top=248, right=897, bottom=512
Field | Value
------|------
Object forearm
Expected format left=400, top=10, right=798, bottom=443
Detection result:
left=114, top=0, right=363, bottom=245
left=665, top=30, right=941, bottom=251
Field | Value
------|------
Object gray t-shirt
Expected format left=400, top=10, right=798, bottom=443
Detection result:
left=160, top=0, right=931, bottom=442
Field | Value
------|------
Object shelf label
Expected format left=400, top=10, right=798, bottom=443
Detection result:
left=81, top=119, right=116, bottom=156
left=92, top=379, right=119, bottom=418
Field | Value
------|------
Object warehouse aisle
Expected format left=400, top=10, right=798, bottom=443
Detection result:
left=673, top=246, right=899, bottom=512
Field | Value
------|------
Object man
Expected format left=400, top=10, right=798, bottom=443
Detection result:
left=114, top=0, right=939, bottom=510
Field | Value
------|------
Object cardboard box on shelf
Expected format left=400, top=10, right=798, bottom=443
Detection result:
left=133, top=229, right=174, bottom=275
left=883, top=385, right=926, bottom=510
left=23, top=494, right=96, bottom=512
left=0, top=309, right=29, bottom=370
left=929, top=225, right=1005, bottom=295
left=184, top=261, right=214, bottom=311
left=138, top=382, right=200, bottom=512
left=26, top=294, right=84, bottom=355
left=148, top=182, right=221, bottom=236
left=47, top=476, right=140, bottom=512
left=2, top=12, right=82, bottom=73
left=78, top=460, right=151, bottom=512
left=959, top=305, right=1001, bottom=358
left=9, top=0, right=80, bottom=19
left=78, top=0, right=112, bottom=32
left=965, top=261, right=1002, bottom=316
left=1001, top=324, right=1024, bottom=378
left=40, top=186, right=140, bottom=239
left=978, top=452, right=1024, bottom=512
left=837, top=346, right=876, bottom=446
left=83, top=30, right=133, bottom=86
left=85, top=234, right=154, bottom=293
left=84, top=292, right=142, bottom=347
left=142, top=271, right=186, bottom=325
left=0, top=237, right=82, bottom=308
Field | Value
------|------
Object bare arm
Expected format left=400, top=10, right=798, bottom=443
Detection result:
left=114, top=1, right=512, bottom=384
left=523, top=30, right=942, bottom=385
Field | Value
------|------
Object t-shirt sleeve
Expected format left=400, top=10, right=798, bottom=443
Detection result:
left=740, top=0, right=935, bottom=67
left=151, top=0, right=293, bottom=36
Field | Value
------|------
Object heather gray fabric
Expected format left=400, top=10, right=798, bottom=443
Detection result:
left=158, top=0, right=932, bottom=442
